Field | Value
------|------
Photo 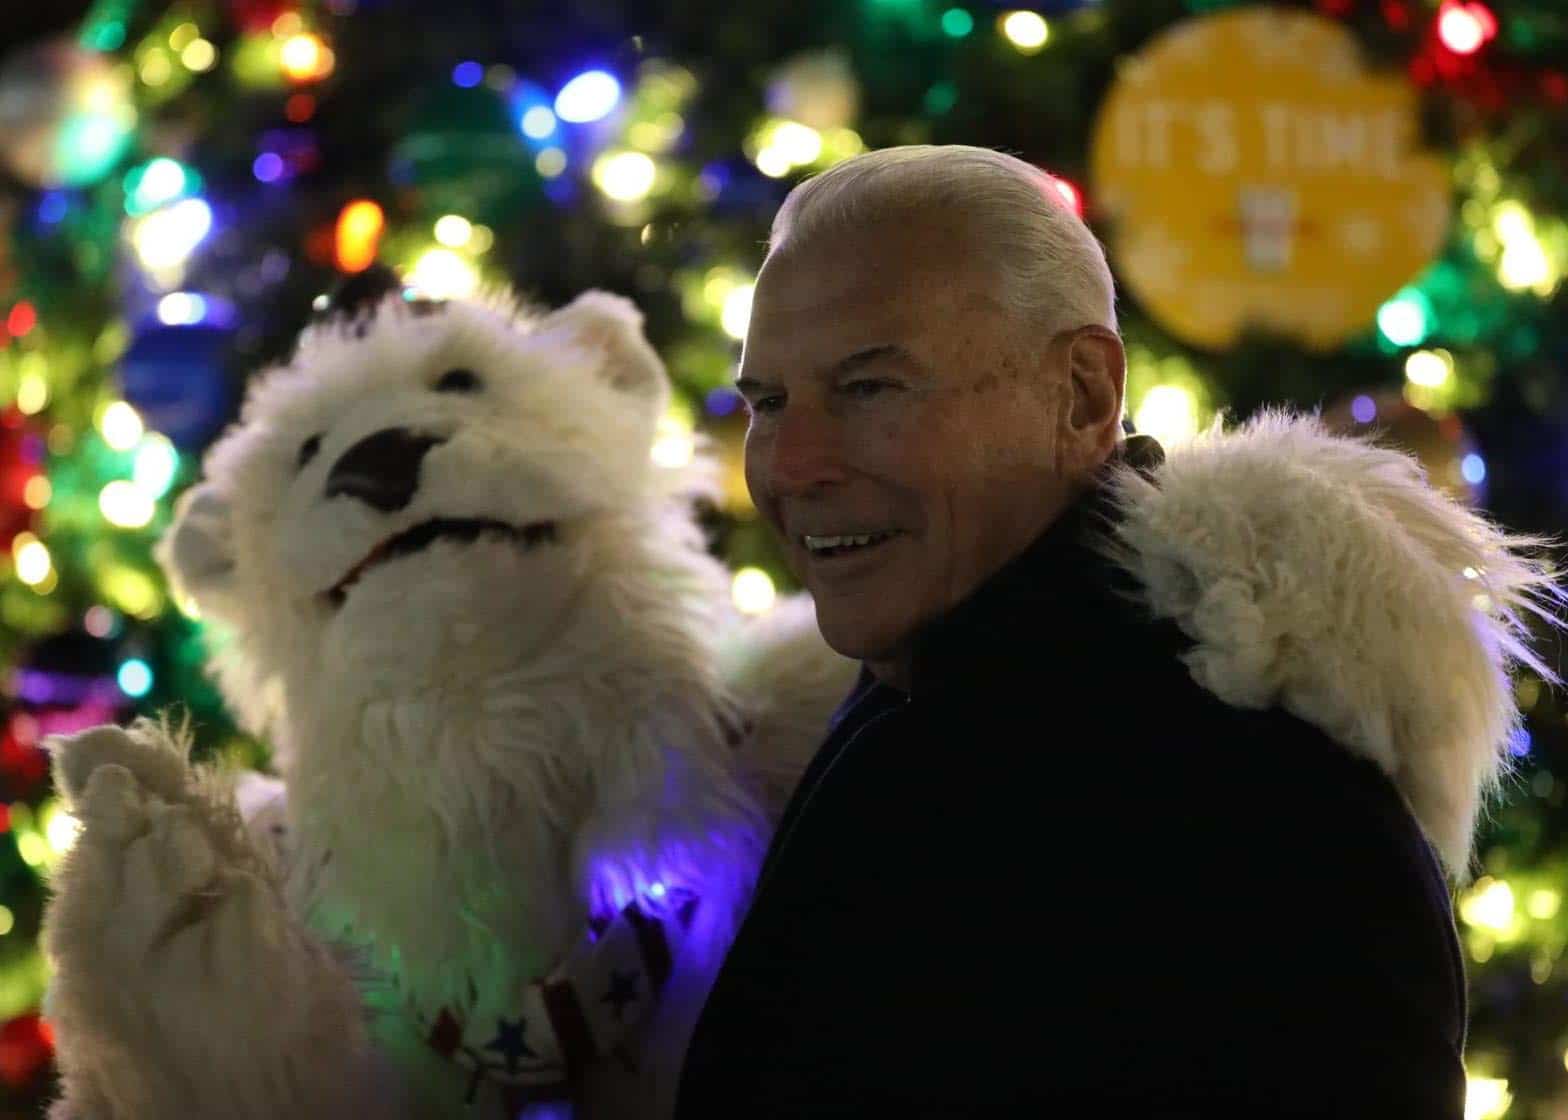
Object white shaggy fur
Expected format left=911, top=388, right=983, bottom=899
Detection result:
left=1099, top=410, right=1562, bottom=876
left=42, top=286, right=857, bottom=1119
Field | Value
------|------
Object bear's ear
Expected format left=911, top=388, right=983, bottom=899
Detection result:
left=532, top=291, right=669, bottom=403
left=156, top=483, right=237, bottom=614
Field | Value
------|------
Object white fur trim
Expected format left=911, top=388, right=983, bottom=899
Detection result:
left=1099, top=410, right=1563, bottom=876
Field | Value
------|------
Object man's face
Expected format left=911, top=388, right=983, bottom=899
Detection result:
left=739, top=215, right=1088, bottom=684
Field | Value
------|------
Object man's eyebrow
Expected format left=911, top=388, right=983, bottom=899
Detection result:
left=830, top=344, right=904, bottom=375
left=734, top=345, right=906, bottom=393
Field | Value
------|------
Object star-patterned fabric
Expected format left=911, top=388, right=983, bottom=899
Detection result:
left=415, top=895, right=694, bottom=1113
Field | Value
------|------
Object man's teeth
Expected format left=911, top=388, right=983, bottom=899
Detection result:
left=803, top=531, right=897, bottom=553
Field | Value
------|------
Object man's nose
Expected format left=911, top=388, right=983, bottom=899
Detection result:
left=762, top=406, right=848, bottom=495
left=324, top=427, right=445, bottom=512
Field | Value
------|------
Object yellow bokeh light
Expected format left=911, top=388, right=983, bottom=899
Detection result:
left=280, top=33, right=329, bottom=81
left=140, top=52, right=173, bottom=87
left=721, top=283, right=755, bottom=340
left=0, top=906, right=12, bottom=937
left=99, top=480, right=156, bottom=529
left=1404, top=349, right=1453, bottom=388
left=44, top=805, right=80, bottom=855
left=12, top=534, right=51, bottom=586
left=1527, top=888, right=1560, bottom=920
left=335, top=199, right=385, bottom=274
left=521, top=105, right=556, bottom=139
left=22, top=476, right=50, bottom=510
left=651, top=429, right=696, bottom=470
left=1465, top=1075, right=1511, bottom=1120
left=103, top=566, right=163, bottom=619
left=535, top=147, right=567, bottom=178
left=15, top=832, right=46, bottom=867
left=1134, top=384, right=1199, bottom=447
left=755, top=147, right=792, bottom=178
left=16, top=371, right=48, bottom=415
left=592, top=150, right=658, bottom=203
left=181, top=38, right=217, bottom=72
left=272, top=11, right=304, bottom=37
left=771, top=121, right=822, bottom=166
left=1000, top=10, right=1050, bottom=52
left=433, top=214, right=473, bottom=248
left=1498, top=235, right=1552, bottom=292
left=1492, top=201, right=1532, bottom=244
left=406, top=248, right=479, bottom=300
left=100, top=401, right=144, bottom=450
left=1460, top=877, right=1515, bottom=934
left=732, top=567, right=777, bottom=615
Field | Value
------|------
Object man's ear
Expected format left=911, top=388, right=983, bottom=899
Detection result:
left=531, top=291, right=670, bottom=407
left=156, top=483, right=237, bottom=614
left=1062, top=326, right=1126, bottom=467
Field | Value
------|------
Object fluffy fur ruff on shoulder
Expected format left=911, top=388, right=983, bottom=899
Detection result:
left=1097, top=410, right=1563, bottom=878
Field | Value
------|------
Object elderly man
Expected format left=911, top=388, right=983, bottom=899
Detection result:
left=674, top=145, right=1549, bottom=1118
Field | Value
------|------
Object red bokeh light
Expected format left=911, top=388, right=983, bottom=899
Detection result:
left=6, top=302, right=36, bottom=338
left=1381, top=0, right=1411, bottom=31
left=0, top=1014, right=52, bottom=1088
left=1048, top=175, right=1085, bottom=218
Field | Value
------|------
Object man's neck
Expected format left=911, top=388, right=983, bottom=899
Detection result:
left=865, top=655, right=911, bottom=694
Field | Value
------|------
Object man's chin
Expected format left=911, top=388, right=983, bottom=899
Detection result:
left=814, top=611, right=910, bottom=670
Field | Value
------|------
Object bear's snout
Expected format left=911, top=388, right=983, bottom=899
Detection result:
left=324, top=427, right=445, bottom=512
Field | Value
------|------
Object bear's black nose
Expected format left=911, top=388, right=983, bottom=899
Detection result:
left=324, top=428, right=445, bottom=512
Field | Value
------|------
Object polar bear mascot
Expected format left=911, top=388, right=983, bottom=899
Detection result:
left=41, top=266, right=857, bottom=1119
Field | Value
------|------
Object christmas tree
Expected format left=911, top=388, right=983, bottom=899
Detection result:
left=0, top=0, right=1565, bottom=1115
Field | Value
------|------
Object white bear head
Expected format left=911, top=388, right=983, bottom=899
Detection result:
left=158, top=269, right=721, bottom=750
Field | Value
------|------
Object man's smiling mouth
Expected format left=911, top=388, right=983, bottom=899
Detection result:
left=801, top=530, right=903, bottom=559
left=324, top=518, right=558, bottom=607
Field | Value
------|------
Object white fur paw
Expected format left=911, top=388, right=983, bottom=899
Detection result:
left=47, top=721, right=191, bottom=813
left=41, top=725, right=366, bottom=1116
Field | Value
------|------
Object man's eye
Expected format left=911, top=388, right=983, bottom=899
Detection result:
left=842, top=379, right=893, bottom=398
left=748, top=394, right=785, bottom=415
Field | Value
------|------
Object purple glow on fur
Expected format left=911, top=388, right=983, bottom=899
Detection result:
left=584, top=823, right=759, bottom=974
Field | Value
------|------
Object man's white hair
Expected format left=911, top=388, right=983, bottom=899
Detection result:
left=769, top=144, right=1117, bottom=337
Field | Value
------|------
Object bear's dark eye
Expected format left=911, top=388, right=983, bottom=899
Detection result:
left=298, top=434, right=322, bottom=468
left=434, top=368, right=482, bottom=393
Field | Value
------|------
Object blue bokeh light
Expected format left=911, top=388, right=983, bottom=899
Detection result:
left=705, top=387, right=743, bottom=417
left=37, top=192, right=69, bottom=224
left=452, top=60, right=484, bottom=88
left=117, top=658, right=154, bottom=698
left=253, top=152, right=285, bottom=183
left=1461, top=453, right=1486, bottom=485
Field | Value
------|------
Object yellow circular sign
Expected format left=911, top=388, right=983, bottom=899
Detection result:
left=1090, top=8, right=1450, bottom=351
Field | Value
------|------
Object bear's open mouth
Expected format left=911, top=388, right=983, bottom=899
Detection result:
left=324, top=518, right=558, bottom=607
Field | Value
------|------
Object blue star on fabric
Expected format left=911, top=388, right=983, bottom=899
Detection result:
left=602, top=969, right=641, bottom=1022
left=483, top=1016, right=536, bottom=1072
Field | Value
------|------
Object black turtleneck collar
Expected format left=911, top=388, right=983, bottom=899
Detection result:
left=905, top=481, right=1159, bottom=701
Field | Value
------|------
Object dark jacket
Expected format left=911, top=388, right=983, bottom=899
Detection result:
left=676, top=466, right=1470, bottom=1117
